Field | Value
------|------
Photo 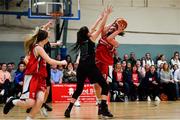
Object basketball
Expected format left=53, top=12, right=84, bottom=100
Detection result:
left=116, top=18, right=128, bottom=30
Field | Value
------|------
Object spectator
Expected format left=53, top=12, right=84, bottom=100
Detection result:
left=173, top=66, right=180, bottom=98
left=51, top=65, right=63, bottom=84
left=11, top=62, right=16, bottom=70
left=123, top=62, right=132, bottom=100
left=157, top=54, right=167, bottom=68
left=121, top=60, right=126, bottom=71
left=144, top=65, right=160, bottom=101
left=136, top=59, right=146, bottom=78
left=170, top=51, right=180, bottom=68
left=157, top=63, right=164, bottom=79
left=130, top=65, right=142, bottom=101
left=65, top=55, right=72, bottom=64
left=113, top=50, right=121, bottom=65
left=123, top=54, right=129, bottom=63
left=171, top=64, right=179, bottom=77
left=20, top=56, right=25, bottom=62
left=0, top=63, right=11, bottom=102
left=144, top=64, right=150, bottom=73
left=170, top=64, right=179, bottom=98
left=160, top=63, right=176, bottom=101
left=63, top=62, right=77, bottom=83
left=56, top=54, right=61, bottom=61
left=14, top=62, right=26, bottom=97
left=128, top=52, right=136, bottom=67
left=7, top=62, right=16, bottom=82
left=155, top=53, right=161, bottom=65
left=112, top=62, right=129, bottom=101
left=142, top=53, right=154, bottom=67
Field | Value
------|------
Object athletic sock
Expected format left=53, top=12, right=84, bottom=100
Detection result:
left=67, top=102, right=74, bottom=111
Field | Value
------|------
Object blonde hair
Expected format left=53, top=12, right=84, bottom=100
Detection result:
left=24, top=27, right=40, bottom=55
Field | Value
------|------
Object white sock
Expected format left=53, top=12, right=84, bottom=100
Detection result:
left=26, top=116, right=33, bottom=120
left=96, top=99, right=101, bottom=104
left=12, top=99, right=20, bottom=106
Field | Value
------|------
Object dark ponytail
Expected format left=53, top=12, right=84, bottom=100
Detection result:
left=71, top=26, right=89, bottom=52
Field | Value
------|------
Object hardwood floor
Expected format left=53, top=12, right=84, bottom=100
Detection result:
left=0, top=101, right=180, bottom=119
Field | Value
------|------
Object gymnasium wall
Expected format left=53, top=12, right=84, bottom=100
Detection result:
left=0, top=0, right=180, bottom=63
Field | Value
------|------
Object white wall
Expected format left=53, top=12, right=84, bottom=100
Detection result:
left=0, top=0, right=180, bottom=44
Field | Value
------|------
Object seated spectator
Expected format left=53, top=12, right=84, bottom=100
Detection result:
left=160, top=63, right=176, bottom=101
left=171, top=64, right=179, bottom=77
left=173, top=66, right=180, bottom=98
left=51, top=65, right=63, bottom=84
left=65, top=55, right=72, bottom=64
left=7, top=62, right=16, bottom=82
left=144, top=64, right=150, bottom=73
left=14, top=62, right=26, bottom=97
left=63, top=62, right=77, bottom=83
left=123, top=54, right=129, bottom=63
left=157, top=63, right=164, bottom=79
left=136, top=59, right=146, bottom=78
left=56, top=54, right=61, bottom=61
left=121, top=60, right=126, bottom=71
left=128, top=52, right=136, bottom=67
left=113, top=50, right=121, bottom=65
left=170, top=51, right=180, bottom=68
left=111, top=62, right=129, bottom=101
left=144, top=65, right=160, bottom=101
left=0, top=63, right=11, bottom=102
left=142, top=53, right=154, bottom=67
left=123, top=62, right=132, bottom=100
left=157, top=54, right=167, bottom=68
left=130, top=65, right=142, bottom=101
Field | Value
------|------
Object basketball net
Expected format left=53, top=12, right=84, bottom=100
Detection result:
left=49, top=11, right=64, bottom=20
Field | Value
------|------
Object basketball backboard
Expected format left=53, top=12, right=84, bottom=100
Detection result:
left=29, top=0, right=80, bottom=20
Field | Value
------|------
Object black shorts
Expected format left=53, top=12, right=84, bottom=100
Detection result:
left=46, top=64, right=51, bottom=87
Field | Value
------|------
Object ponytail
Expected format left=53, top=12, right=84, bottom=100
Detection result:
left=24, top=27, right=48, bottom=55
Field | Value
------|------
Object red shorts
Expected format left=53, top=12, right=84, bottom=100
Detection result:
left=96, top=62, right=109, bottom=80
left=20, top=75, right=46, bottom=100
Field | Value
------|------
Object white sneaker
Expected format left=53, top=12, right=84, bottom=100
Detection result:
left=96, top=100, right=100, bottom=106
left=40, top=107, right=48, bottom=117
left=124, top=96, right=128, bottom=102
left=113, top=93, right=117, bottom=101
left=74, top=100, right=80, bottom=107
left=0, top=89, right=5, bottom=96
left=136, top=96, right=139, bottom=101
left=147, top=96, right=151, bottom=102
left=155, top=96, right=161, bottom=101
left=26, top=116, right=33, bottom=120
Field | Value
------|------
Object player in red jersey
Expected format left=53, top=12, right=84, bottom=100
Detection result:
left=94, top=18, right=128, bottom=115
left=3, top=28, right=67, bottom=120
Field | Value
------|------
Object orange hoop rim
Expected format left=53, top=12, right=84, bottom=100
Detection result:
left=49, top=11, right=64, bottom=19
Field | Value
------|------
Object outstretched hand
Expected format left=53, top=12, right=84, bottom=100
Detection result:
left=56, top=40, right=63, bottom=46
left=104, top=5, right=113, bottom=15
left=42, top=20, right=53, bottom=30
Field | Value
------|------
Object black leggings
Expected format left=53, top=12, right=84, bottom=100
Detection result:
left=72, top=62, right=109, bottom=99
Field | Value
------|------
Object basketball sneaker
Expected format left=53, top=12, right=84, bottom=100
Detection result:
left=3, top=97, right=16, bottom=114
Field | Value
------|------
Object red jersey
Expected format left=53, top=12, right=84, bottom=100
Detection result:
left=96, top=37, right=116, bottom=65
left=132, top=73, right=139, bottom=84
left=25, top=45, right=47, bottom=78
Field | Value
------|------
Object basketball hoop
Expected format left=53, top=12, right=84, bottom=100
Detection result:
left=49, top=11, right=64, bottom=19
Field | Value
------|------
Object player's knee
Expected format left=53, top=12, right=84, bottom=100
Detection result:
left=27, top=99, right=36, bottom=107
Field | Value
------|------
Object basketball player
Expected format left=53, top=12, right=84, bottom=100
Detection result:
left=3, top=28, right=67, bottom=120
left=25, top=21, right=62, bottom=116
left=64, top=6, right=114, bottom=118
left=94, top=18, right=128, bottom=115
